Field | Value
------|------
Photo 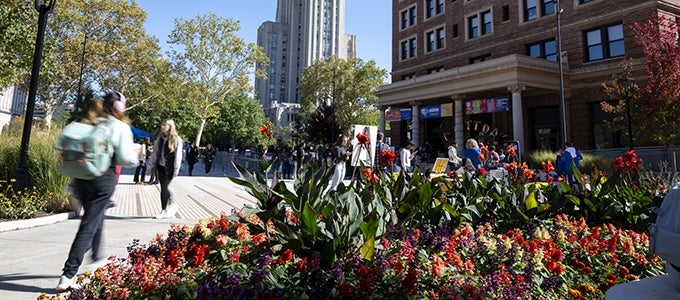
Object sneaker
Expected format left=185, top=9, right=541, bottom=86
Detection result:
left=56, top=275, right=80, bottom=292
left=166, top=204, right=178, bottom=218
left=107, top=198, right=118, bottom=208
left=154, top=210, right=167, bottom=219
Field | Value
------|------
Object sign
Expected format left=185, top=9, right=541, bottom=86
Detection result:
left=465, top=96, right=511, bottom=115
left=441, top=103, right=453, bottom=117
left=400, top=108, right=412, bottom=121
left=350, top=125, right=378, bottom=167
left=385, top=109, right=401, bottom=122
left=420, top=104, right=441, bottom=119
left=432, top=157, right=449, bottom=173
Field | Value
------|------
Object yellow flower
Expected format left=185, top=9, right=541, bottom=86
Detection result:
left=10, top=178, right=16, bottom=182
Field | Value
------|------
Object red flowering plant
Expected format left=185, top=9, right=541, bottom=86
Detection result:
left=378, top=149, right=396, bottom=168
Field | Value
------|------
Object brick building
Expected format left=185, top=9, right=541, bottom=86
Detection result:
left=377, top=0, right=680, bottom=156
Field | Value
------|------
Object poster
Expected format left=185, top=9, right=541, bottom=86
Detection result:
left=351, top=125, right=378, bottom=167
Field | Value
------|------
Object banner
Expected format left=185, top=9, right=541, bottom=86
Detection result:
left=465, top=96, right=511, bottom=115
left=400, top=108, right=412, bottom=121
left=420, top=104, right=441, bottom=119
left=385, top=109, right=401, bottom=122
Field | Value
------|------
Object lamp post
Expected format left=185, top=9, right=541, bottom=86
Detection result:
left=617, top=77, right=636, bottom=150
left=13, top=0, right=56, bottom=191
left=555, top=0, right=567, bottom=146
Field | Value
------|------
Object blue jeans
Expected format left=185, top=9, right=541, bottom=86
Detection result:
left=62, top=168, right=116, bottom=278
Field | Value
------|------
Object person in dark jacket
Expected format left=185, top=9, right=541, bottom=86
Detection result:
left=203, top=143, right=216, bottom=174
left=186, top=142, right=199, bottom=176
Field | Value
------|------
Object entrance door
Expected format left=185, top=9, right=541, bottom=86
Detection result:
left=535, top=127, right=560, bottom=151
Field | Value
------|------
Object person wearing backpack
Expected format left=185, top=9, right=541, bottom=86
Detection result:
left=147, top=119, right=183, bottom=219
left=57, top=91, right=139, bottom=292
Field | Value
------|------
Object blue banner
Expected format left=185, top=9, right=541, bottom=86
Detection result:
left=400, top=108, right=412, bottom=121
left=420, top=104, right=441, bottom=119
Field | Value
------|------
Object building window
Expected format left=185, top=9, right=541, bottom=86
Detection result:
left=401, top=37, right=418, bottom=60
left=524, top=0, right=554, bottom=21
left=426, top=27, right=446, bottom=52
left=401, top=73, right=416, bottom=80
left=401, top=6, right=417, bottom=30
left=468, top=10, right=492, bottom=39
left=580, top=0, right=594, bottom=3
left=528, top=39, right=557, bottom=61
left=427, top=66, right=445, bottom=74
left=452, top=23, right=459, bottom=38
left=502, top=5, right=510, bottom=21
left=426, top=0, right=445, bottom=18
left=469, top=53, right=491, bottom=64
left=585, top=23, right=624, bottom=61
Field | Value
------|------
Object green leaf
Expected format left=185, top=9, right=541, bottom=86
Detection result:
left=360, top=236, right=376, bottom=260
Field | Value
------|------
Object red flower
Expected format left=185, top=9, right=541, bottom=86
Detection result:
left=258, top=122, right=274, bottom=139
left=477, top=168, right=487, bottom=176
left=378, top=150, right=396, bottom=166
left=356, top=133, right=370, bottom=145
left=277, top=249, right=294, bottom=264
left=362, top=168, right=379, bottom=183
left=614, top=150, right=643, bottom=171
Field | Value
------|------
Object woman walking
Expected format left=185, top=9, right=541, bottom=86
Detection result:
left=147, top=119, right=183, bottom=219
left=57, top=91, right=139, bottom=292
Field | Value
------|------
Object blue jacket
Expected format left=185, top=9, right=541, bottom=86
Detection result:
left=463, top=147, right=482, bottom=169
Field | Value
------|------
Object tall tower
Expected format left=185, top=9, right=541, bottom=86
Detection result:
left=256, top=0, right=354, bottom=127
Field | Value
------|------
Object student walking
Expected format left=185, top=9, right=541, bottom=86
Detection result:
left=57, top=91, right=139, bottom=292
left=447, top=141, right=462, bottom=171
left=203, top=143, right=216, bottom=174
left=147, top=119, right=183, bottom=219
left=186, top=142, right=199, bottom=176
left=133, top=137, right=149, bottom=183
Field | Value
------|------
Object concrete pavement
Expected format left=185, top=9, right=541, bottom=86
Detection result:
left=0, top=153, right=283, bottom=300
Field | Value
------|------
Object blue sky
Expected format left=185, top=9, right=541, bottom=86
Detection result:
left=134, top=0, right=392, bottom=72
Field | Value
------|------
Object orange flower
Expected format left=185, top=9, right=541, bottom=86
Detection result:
left=356, top=133, right=370, bottom=145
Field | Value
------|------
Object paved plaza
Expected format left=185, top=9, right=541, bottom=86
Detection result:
left=0, top=153, right=284, bottom=299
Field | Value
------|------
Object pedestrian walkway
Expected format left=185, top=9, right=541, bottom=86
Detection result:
left=0, top=152, right=284, bottom=300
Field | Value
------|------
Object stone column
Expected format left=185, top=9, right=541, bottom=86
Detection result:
left=451, top=94, right=465, bottom=152
left=508, top=84, right=526, bottom=156
left=410, top=101, right=420, bottom=146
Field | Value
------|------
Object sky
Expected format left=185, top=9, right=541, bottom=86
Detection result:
left=134, top=0, right=392, bottom=72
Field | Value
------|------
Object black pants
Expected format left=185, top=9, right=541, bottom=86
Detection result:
left=188, top=160, right=196, bottom=176
left=157, top=166, right=175, bottom=210
left=62, top=168, right=116, bottom=278
left=133, top=160, right=146, bottom=182
left=205, top=160, right=213, bottom=173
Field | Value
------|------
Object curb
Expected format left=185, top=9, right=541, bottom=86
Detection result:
left=0, top=211, right=76, bottom=233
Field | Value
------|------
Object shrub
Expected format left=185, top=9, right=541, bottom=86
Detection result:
left=525, top=149, right=614, bottom=175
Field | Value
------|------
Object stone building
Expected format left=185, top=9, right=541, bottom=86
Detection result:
left=377, top=0, right=679, bottom=155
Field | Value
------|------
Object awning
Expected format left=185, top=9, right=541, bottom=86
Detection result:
left=131, top=126, right=155, bottom=140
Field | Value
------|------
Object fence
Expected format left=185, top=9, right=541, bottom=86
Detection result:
left=581, top=146, right=680, bottom=172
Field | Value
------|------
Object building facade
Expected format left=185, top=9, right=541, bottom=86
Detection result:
left=256, top=0, right=357, bottom=128
left=377, top=0, right=679, bottom=155
left=0, top=86, right=28, bottom=133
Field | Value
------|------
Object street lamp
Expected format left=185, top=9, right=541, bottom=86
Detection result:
left=13, top=0, right=56, bottom=191
left=617, top=77, right=636, bottom=150
left=555, top=0, right=567, bottom=146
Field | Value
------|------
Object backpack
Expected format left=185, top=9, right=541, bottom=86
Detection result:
left=55, top=120, right=114, bottom=180
left=649, top=184, right=680, bottom=271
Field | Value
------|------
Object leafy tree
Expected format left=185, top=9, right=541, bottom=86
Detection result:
left=166, top=13, right=268, bottom=146
left=28, top=0, right=160, bottom=128
left=303, top=103, right=341, bottom=146
left=602, top=16, right=680, bottom=169
left=0, top=0, right=35, bottom=89
left=298, top=56, right=386, bottom=140
left=210, top=93, right=269, bottom=149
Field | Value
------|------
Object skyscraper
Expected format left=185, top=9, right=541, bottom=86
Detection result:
left=256, top=0, right=356, bottom=128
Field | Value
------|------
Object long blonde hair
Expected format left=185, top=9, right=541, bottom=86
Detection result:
left=155, top=119, right=179, bottom=153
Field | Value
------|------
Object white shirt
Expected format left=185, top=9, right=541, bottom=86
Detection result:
left=400, top=147, right=413, bottom=168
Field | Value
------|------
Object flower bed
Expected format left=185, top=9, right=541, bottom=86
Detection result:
left=45, top=212, right=664, bottom=300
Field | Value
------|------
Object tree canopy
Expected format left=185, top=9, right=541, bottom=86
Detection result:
left=298, top=56, right=386, bottom=144
left=166, top=13, right=269, bottom=146
left=0, top=0, right=35, bottom=90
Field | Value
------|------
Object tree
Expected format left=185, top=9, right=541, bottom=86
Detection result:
left=298, top=56, right=386, bottom=140
left=0, top=0, right=35, bottom=89
left=210, top=93, right=269, bottom=149
left=29, top=0, right=160, bottom=128
left=602, top=16, right=680, bottom=169
left=166, top=13, right=268, bottom=146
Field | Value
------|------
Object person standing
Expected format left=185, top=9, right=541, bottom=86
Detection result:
left=462, top=139, right=483, bottom=170
left=330, top=135, right=351, bottom=190
left=293, top=141, right=306, bottom=180
left=186, top=142, right=199, bottom=176
left=57, top=91, right=139, bottom=292
left=133, top=138, right=149, bottom=184
left=146, top=140, right=158, bottom=184
left=203, top=143, right=216, bottom=174
left=399, top=141, right=417, bottom=173
left=147, top=119, right=183, bottom=219
left=447, top=141, right=462, bottom=171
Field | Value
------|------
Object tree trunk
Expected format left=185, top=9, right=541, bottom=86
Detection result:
left=194, top=118, right=207, bottom=147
